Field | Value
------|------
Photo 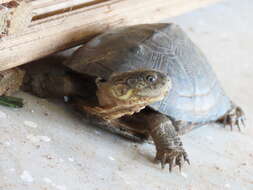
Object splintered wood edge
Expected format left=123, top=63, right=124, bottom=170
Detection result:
left=0, top=0, right=33, bottom=36
left=0, top=0, right=14, bottom=3
left=0, top=0, right=222, bottom=71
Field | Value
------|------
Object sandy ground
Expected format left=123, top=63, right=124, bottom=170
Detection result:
left=0, top=0, right=253, bottom=189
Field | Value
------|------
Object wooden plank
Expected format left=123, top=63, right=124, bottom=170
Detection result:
left=0, top=0, right=221, bottom=71
left=32, top=0, right=95, bottom=12
left=0, top=0, right=13, bottom=3
left=0, top=0, right=32, bottom=36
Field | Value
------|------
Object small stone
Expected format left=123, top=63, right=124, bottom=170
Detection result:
left=181, top=172, right=188, bottom=178
left=27, top=134, right=51, bottom=143
left=214, top=165, right=222, bottom=171
left=24, top=121, right=38, bottom=128
left=26, top=135, right=39, bottom=143
left=4, top=141, right=11, bottom=146
left=68, top=157, right=74, bottom=162
left=44, top=155, right=53, bottom=160
left=108, top=156, right=115, bottom=161
left=63, top=96, right=69, bottom=102
left=224, top=184, right=231, bottom=188
left=43, top=177, right=52, bottom=184
left=40, top=136, right=51, bottom=142
left=0, top=111, right=7, bottom=119
left=95, top=130, right=101, bottom=135
left=20, top=170, right=34, bottom=183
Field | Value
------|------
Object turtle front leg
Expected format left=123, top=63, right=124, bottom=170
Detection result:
left=147, top=113, right=190, bottom=171
left=218, top=105, right=246, bottom=131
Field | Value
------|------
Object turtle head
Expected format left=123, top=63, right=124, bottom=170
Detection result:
left=109, top=70, right=170, bottom=101
left=96, top=70, right=171, bottom=111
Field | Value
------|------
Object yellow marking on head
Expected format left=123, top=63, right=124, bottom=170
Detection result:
left=111, top=87, right=134, bottom=100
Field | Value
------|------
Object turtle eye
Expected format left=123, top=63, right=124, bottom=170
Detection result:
left=146, top=75, right=157, bottom=83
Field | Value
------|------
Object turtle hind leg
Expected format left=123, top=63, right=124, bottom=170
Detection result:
left=217, top=105, right=246, bottom=131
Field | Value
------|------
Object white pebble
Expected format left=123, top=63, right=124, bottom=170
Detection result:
left=224, top=184, right=231, bottom=188
left=40, top=136, right=51, bottom=142
left=56, top=185, right=67, bottom=190
left=95, top=130, right=101, bottom=135
left=63, top=96, right=69, bottom=102
left=24, top=121, right=38, bottom=128
left=43, top=177, right=52, bottom=184
left=4, top=141, right=11, bottom=146
left=27, top=134, right=51, bottom=143
left=108, top=156, right=115, bottom=161
left=20, top=170, right=34, bottom=183
left=27, top=135, right=39, bottom=143
left=0, top=111, right=7, bottom=119
left=68, top=157, right=74, bottom=162
left=181, top=172, right=188, bottom=178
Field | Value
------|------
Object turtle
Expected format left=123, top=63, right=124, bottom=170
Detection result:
left=22, top=23, right=245, bottom=171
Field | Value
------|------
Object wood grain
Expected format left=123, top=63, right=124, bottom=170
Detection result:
left=0, top=0, right=221, bottom=71
left=0, top=0, right=32, bottom=37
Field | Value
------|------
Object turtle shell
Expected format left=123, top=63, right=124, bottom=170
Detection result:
left=64, top=23, right=232, bottom=123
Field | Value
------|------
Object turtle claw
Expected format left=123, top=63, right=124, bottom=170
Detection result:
left=155, top=146, right=189, bottom=171
left=220, top=106, right=246, bottom=131
left=149, top=116, right=189, bottom=171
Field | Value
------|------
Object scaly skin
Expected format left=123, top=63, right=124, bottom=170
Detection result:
left=139, top=110, right=189, bottom=171
left=151, top=123, right=189, bottom=170
left=82, top=69, right=170, bottom=120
